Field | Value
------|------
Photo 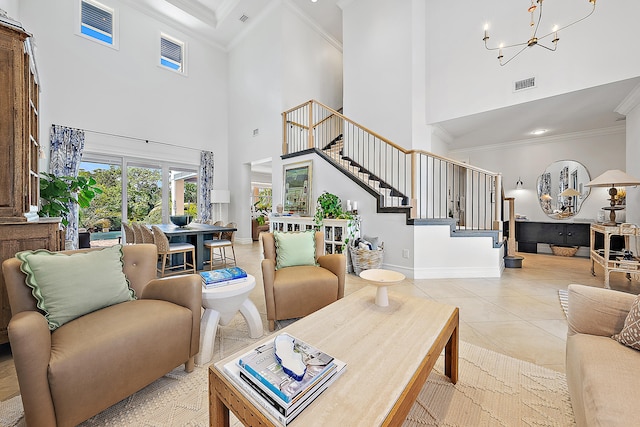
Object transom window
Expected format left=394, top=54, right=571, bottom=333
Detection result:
left=79, top=0, right=118, bottom=48
left=160, top=33, right=185, bottom=73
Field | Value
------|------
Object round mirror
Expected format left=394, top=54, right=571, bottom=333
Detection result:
left=536, top=160, right=591, bottom=219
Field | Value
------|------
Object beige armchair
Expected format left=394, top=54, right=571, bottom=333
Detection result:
left=261, top=232, right=345, bottom=331
left=2, top=244, right=202, bottom=427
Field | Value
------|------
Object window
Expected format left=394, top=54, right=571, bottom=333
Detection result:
left=79, top=0, right=118, bottom=48
left=160, top=34, right=185, bottom=73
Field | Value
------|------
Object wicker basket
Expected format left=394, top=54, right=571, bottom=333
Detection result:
left=550, top=245, right=579, bottom=257
left=349, top=244, right=384, bottom=275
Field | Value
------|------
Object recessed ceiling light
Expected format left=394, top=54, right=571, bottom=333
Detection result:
left=311, top=0, right=318, bottom=2
left=531, top=129, right=547, bottom=135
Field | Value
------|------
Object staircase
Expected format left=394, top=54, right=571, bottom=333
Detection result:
left=282, top=100, right=503, bottom=236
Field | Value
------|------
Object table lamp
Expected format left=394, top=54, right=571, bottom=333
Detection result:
left=210, top=189, right=230, bottom=222
left=559, top=188, right=581, bottom=214
left=585, top=169, right=640, bottom=225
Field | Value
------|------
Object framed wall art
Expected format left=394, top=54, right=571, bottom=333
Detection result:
left=283, top=161, right=312, bottom=216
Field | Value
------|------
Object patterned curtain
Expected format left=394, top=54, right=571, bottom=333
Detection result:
left=198, top=151, right=215, bottom=223
left=49, top=125, right=85, bottom=249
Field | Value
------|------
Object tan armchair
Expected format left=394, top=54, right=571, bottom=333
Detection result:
left=261, top=232, right=345, bottom=331
left=2, top=244, right=202, bottom=427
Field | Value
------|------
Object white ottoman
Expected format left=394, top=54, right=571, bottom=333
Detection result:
left=196, top=274, right=263, bottom=365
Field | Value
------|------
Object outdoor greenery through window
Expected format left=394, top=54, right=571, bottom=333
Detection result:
left=78, top=160, right=198, bottom=245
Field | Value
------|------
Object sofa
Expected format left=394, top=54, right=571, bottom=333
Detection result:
left=566, top=284, right=640, bottom=426
left=2, top=244, right=202, bottom=427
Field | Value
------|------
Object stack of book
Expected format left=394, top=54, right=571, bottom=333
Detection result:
left=200, top=266, right=247, bottom=288
left=223, top=333, right=346, bottom=425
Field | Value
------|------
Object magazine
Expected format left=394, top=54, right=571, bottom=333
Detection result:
left=238, top=333, right=335, bottom=404
left=200, top=267, right=247, bottom=287
left=223, top=357, right=346, bottom=425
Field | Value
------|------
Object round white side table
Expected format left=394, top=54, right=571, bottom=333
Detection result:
left=196, top=274, right=263, bottom=365
left=359, top=269, right=406, bottom=307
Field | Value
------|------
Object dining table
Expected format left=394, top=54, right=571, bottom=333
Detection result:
left=153, top=222, right=237, bottom=271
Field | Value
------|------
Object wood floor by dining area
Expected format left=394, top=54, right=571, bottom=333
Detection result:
left=1, top=242, right=639, bottom=403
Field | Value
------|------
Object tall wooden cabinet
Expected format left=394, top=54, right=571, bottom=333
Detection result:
left=0, top=18, right=62, bottom=344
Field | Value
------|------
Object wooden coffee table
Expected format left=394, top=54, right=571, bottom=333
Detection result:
left=209, top=286, right=459, bottom=426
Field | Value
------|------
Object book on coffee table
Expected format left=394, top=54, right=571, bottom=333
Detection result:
left=238, top=333, right=335, bottom=405
left=223, top=354, right=346, bottom=425
left=200, top=267, right=247, bottom=288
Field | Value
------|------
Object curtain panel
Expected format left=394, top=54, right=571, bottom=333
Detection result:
left=198, top=151, right=215, bottom=223
left=49, top=125, right=85, bottom=249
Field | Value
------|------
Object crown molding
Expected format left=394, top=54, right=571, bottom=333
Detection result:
left=227, top=0, right=342, bottom=53
left=430, top=124, right=453, bottom=145
left=164, top=0, right=218, bottom=28
left=615, top=82, right=640, bottom=116
left=448, top=124, right=626, bottom=155
left=283, top=0, right=342, bottom=52
left=215, top=0, right=241, bottom=27
left=227, top=0, right=281, bottom=51
left=118, top=0, right=226, bottom=51
left=336, top=0, right=356, bottom=10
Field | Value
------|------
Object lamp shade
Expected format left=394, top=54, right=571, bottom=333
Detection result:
left=585, top=169, right=640, bottom=187
left=540, top=193, right=552, bottom=201
left=210, top=189, right=230, bottom=204
left=559, top=188, right=581, bottom=197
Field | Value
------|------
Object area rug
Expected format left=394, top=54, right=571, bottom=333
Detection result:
left=1, top=338, right=575, bottom=426
left=558, top=289, right=569, bottom=318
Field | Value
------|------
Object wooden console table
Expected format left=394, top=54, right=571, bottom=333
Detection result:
left=590, top=223, right=640, bottom=288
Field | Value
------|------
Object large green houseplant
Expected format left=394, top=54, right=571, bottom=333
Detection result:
left=38, top=172, right=102, bottom=226
left=313, top=191, right=359, bottom=245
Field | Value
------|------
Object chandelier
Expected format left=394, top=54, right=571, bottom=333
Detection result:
left=483, top=0, right=596, bottom=66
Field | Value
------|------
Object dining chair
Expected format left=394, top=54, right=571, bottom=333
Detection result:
left=131, top=223, right=143, bottom=244
left=139, top=224, right=155, bottom=244
left=121, top=223, right=135, bottom=244
left=204, top=222, right=236, bottom=269
left=151, top=225, right=196, bottom=277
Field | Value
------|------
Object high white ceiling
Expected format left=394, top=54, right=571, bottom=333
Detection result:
left=125, top=0, right=343, bottom=49
left=440, top=77, right=640, bottom=150
left=138, top=0, right=636, bottom=154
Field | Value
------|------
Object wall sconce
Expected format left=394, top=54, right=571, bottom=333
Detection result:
left=515, top=177, right=524, bottom=189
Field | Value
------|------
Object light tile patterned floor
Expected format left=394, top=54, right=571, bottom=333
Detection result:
left=2, top=241, right=639, bottom=402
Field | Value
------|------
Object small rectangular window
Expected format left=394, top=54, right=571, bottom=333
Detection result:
left=79, top=0, right=117, bottom=47
left=160, top=34, right=185, bottom=73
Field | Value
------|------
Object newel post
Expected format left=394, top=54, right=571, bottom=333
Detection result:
left=493, top=173, right=502, bottom=230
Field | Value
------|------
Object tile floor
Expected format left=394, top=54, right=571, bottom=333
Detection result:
left=2, top=241, right=640, bottom=403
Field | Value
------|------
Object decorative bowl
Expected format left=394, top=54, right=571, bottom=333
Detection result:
left=170, top=215, right=192, bottom=227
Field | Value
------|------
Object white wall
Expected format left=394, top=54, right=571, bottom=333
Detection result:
left=449, top=127, right=626, bottom=224
left=227, top=2, right=343, bottom=242
left=0, top=0, right=18, bottom=19
left=341, top=0, right=418, bottom=148
left=425, top=0, right=640, bottom=123
left=17, top=0, right=228, bottom=174
left=619, top=86, right=640, bottom=226
left=281, top=152, right=415, bottom=273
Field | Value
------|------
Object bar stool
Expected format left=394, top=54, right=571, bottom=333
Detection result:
left=204, top=222, right=236, bottom=269
left=152, top=225, right=196, bottom=277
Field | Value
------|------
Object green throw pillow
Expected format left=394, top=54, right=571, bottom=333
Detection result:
left=274, top=231, right=317, bottom=270
left=17, top=244, right=136, bottom=331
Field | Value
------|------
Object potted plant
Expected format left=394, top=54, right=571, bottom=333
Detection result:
left=313, top=191, right=359, bottom=245
left=39, top=172, right=102, bottom=226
